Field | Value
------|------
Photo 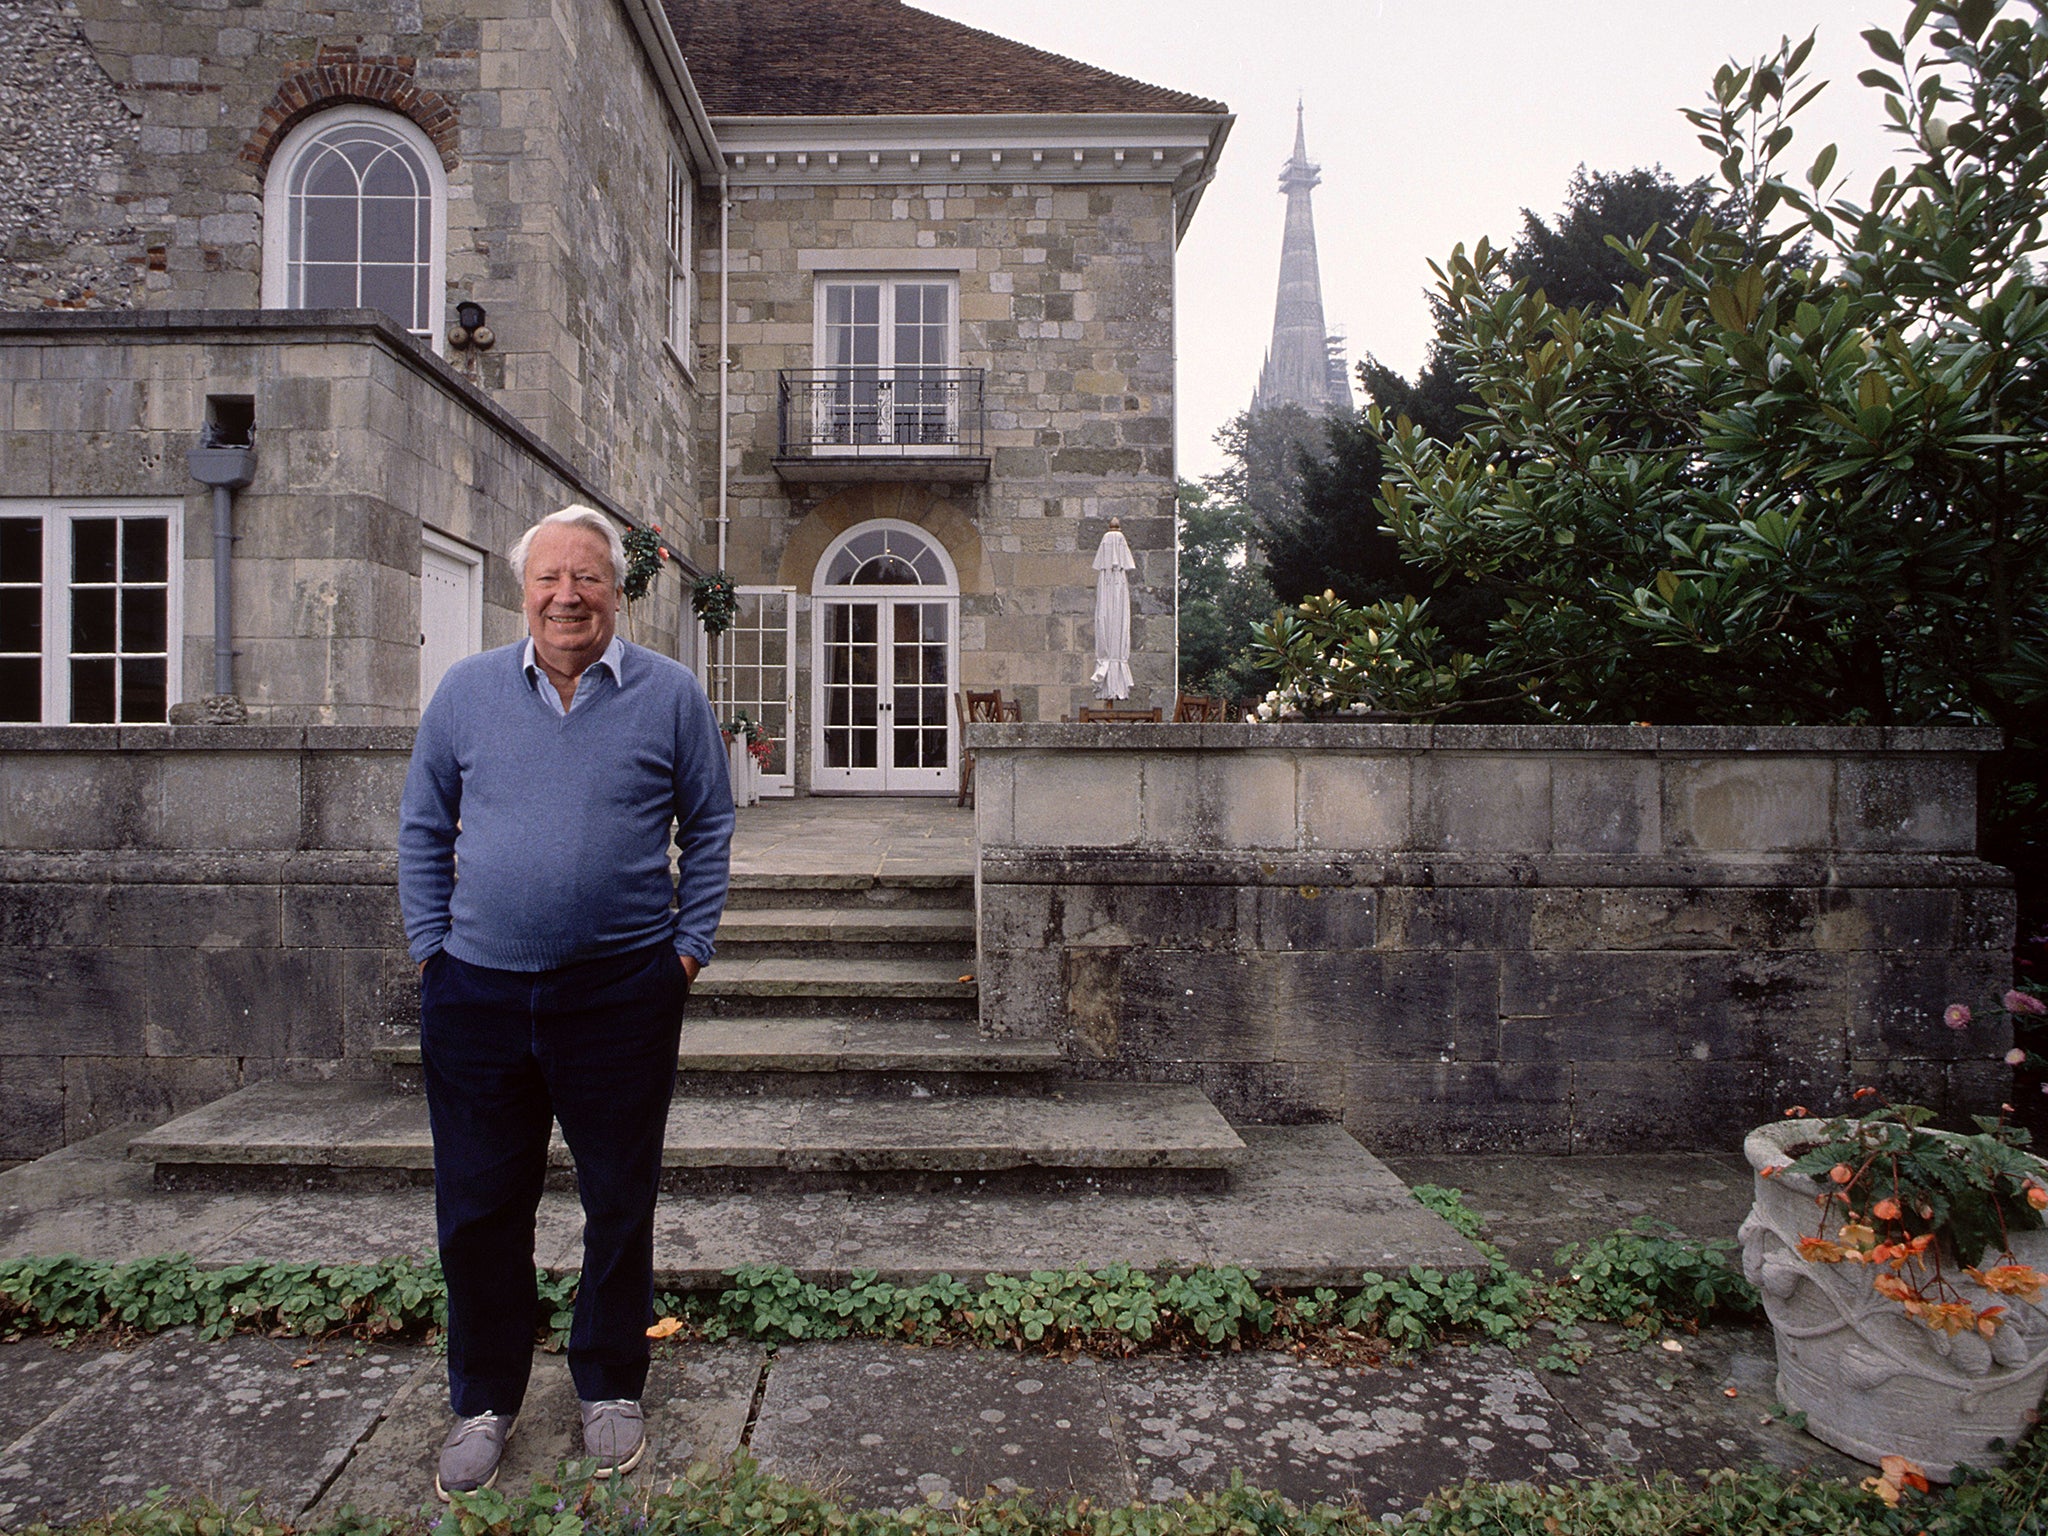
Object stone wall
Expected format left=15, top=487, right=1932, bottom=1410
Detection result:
left=971, top=724, right=2017, bottom=1153
left=0, top=726, right=411, bottom=1162
left=713, top=179, right=1179, bottom=751
left=0, top=311, right=690, bottom=723
left=4, top=0, right=700, bottom=531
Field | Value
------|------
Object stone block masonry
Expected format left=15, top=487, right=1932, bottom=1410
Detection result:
left=714, top=179, right=1179, bottom=748
left=0, top=726, right=413, bottom=1164
left=969, top=724, right=2016, bottom=1153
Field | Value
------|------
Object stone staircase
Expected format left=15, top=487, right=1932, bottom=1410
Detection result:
left=132, top=869, right=1249, bottom=1198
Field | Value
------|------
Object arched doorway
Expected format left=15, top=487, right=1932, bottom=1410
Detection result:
left=810, top=520, right=959, bottom=794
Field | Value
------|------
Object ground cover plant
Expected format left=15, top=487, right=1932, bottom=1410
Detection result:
left=11, top=1427, right=2046, bottom=1536
left=0, top=1191, right=1755, bottom=1361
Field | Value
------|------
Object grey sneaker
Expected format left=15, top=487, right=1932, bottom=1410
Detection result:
left=580, top=1398, right=646, bottom=1477
left=436, top=1410, right=515, bottom=1500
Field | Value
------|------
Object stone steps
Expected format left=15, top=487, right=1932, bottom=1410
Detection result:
left=724, top=873, right=973, bottom=912
left=130, top=1079, right=1247, bottom=1195
left=713, top=906, right=975, bottom=960
left=688, top=957, right=979, bottom=1019
left=374, top=1017, right=1061, bottom=1097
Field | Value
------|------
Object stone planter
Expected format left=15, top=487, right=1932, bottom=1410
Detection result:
left=1740, top=1119, right=2048, bottom=1480
left=726, top=736, right=759, bottom=809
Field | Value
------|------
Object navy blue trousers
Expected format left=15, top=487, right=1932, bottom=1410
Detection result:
left=419, top=942, right=687, bottom=1417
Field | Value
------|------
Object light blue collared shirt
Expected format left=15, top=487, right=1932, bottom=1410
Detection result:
left=521, top=634, right=625, bottom=715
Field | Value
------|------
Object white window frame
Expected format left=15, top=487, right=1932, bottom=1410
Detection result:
left=810, top=274, right=960, bottom=456
left=0, top=498, right=183, bottom=725
left=664, top=153, right=695, bottom=373
left=261, top=105, right=449, bottom=354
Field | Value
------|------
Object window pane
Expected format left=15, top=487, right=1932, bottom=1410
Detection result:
left=300, top=197, right=358, bottom=263
left=122, top=518, right=167, bottom=582
left=360, top=196, right=418, bottom=262
left=70, top=657, right=115, bottom=722
left=0, top=520, right=39, bottom=581
left=360, top=263, right=418, bottom=329
left=360, top=146, right=421, bottom=198
left=0, top=657, right=38, bottom=721
left=301, top=148, right=359, bottom=198
left=0, top=588, right=40, bottom=653
left=120, top=657, right=166, bottom=723
left=300, top=262, right=357, bottom=309
left=72, top=519, right=117, bottom=582
left=122, top=588, right=166, bottom=652
left=72, top=587, right=116, bottom=651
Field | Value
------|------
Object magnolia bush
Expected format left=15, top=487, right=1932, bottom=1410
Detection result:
left=1264, top=0, right=2048, bottom=734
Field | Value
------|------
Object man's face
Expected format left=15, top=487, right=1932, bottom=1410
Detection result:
left=522, top=523, right=620, bottom=674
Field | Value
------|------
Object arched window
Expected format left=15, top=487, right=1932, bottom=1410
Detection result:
left=262, top=108, right=447, bottom=347
left=819, top=522, right=954, bottom=590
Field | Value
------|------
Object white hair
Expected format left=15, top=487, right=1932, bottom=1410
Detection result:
left=510, top=505, right=628, bottom=589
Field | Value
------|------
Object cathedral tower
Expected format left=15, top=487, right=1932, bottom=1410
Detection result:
left=1252, top=104, right=1350, bottom=413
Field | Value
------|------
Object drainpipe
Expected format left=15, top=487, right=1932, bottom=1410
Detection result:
left=717, top=173, right=731, bottom=572
left=716, top=171, right=731, bottom=705
left=186, top=441, right=257, bottom=699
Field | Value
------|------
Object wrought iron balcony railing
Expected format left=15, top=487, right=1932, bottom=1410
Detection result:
left=777, top=368, right=986, bottom=459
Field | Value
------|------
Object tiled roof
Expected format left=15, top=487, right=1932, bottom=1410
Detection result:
left=662, top=0, right=1227, bottom=118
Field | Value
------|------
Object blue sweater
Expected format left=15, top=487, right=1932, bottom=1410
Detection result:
left=398, top=641, right=735, bottom=970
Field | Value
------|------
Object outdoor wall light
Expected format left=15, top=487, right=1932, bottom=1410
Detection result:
left=449, top=301, right=495, bottom=350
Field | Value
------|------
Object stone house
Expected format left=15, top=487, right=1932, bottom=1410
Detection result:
left=0, top=0, right=1230, bottom=791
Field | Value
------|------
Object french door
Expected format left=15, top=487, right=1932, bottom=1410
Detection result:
left=812, top=595, right=956, bottom=794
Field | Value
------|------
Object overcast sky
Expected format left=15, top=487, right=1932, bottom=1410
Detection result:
left=915, top=0, right=1923, bottom=479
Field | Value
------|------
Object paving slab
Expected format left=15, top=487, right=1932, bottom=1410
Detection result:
left=1105, top=1350, right=1606, bottom=1514
left=1540, top=1322, right=1864, bottom=1481
left=0, top=1129, right=265, bottom=1262
left=750, top=1342, right=1135, bottom=1511
left=729, top=801, right=974, bottom=883
left=1192, top=1128, right=1485, bottom=1284
left=0, top=1332, right=418, bottom=1527
left=834, top=1188, right=1211, bottom=1281
left=1383, top=1153, right=1754, bottom=1271
left=311, top=1343, right=765, bottom=1520
left=652, top=1191, right=853, bottom=1288
left=0, top=1340, right=131, bottom=1450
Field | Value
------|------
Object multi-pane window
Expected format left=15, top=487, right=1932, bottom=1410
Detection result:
left=817, top=278, right=956, bottom=446
left=0, top=503, right=179, bottom=724
left=264, top=109, right=446, bottom=345
left=665, top=155, right=693, bottom=362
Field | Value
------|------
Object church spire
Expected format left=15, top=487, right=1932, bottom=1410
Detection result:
left=1253, top=103, right=1349, bottom=414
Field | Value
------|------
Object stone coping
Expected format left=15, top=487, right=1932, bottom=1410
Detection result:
left=967, top=722, right=2006, bottom=753
left=979, top=849, right=2015, bottom=888
left=0, top=309, right=689, bottom=566
left=0, top=725, right=416, bottom=751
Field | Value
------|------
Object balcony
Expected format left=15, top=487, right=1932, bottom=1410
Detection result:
left=774, top=368, right=990, bottom=485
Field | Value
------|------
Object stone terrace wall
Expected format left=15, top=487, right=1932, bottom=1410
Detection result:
left=0, top=727, right=411, bottom=1162
left=0, top=312, right=690, bottom=723
left=970, top=724, right=2016, bottom=1154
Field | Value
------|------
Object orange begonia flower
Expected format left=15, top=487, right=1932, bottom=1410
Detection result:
left=1966, top=1265, right=2047, bottom=1303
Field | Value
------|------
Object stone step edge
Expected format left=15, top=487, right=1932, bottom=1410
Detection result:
left=717, top=910, right=975, bottom=937
left=727, top=872, right=971, bottom=890
left=129, top=1085, right=1245, bottom=1173
left=370, top=1030, right=1061, bottom=1073
left=691, top=976, right=978, bottom=999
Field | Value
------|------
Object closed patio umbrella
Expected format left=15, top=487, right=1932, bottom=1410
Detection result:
left=1090, top=519, right=1135, bottom=701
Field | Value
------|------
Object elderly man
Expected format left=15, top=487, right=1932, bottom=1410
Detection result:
left=399, top=505, right=733, bottom=1498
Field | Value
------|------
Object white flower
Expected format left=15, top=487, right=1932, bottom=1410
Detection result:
left=1256, top=702, right=1274, bottom=720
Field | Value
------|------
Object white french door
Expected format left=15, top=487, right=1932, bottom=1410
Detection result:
left=812, top=595, right=956, bottom=794
left=717, top=586, right=796, bottom=797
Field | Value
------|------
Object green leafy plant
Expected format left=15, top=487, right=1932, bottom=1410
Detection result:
left=1245, top=592, right=1479, bottom=719
left=691, top=570, right=739, bottom=636
left=620, top=523, right=670, bottom=603
left=1776, top=1090, right=2047, bottom=1337
left=1552, top=1219, right=1762, bottom=1330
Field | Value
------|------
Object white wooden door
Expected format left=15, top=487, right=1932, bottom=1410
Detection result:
left=812, top=595, right=955, bottom=794
left=419, top=529, right=481, bottom=709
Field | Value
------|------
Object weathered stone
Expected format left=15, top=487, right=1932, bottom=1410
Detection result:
left=1835, top=755, right=1977, bottom=852
left=1412, top=755, right=1552, bottom=852
left=1663, top=757, right=1832, bottom=852
left=105, top=883, right=281, bottom=948
left=1346, top=1062, right=1572, bottom=1154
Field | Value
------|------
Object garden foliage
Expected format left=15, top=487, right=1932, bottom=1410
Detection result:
left=1280, top=0, right=2048, bottom=738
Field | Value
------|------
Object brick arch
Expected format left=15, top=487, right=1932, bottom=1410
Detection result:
left=240, top=51, right=458, bottom=173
